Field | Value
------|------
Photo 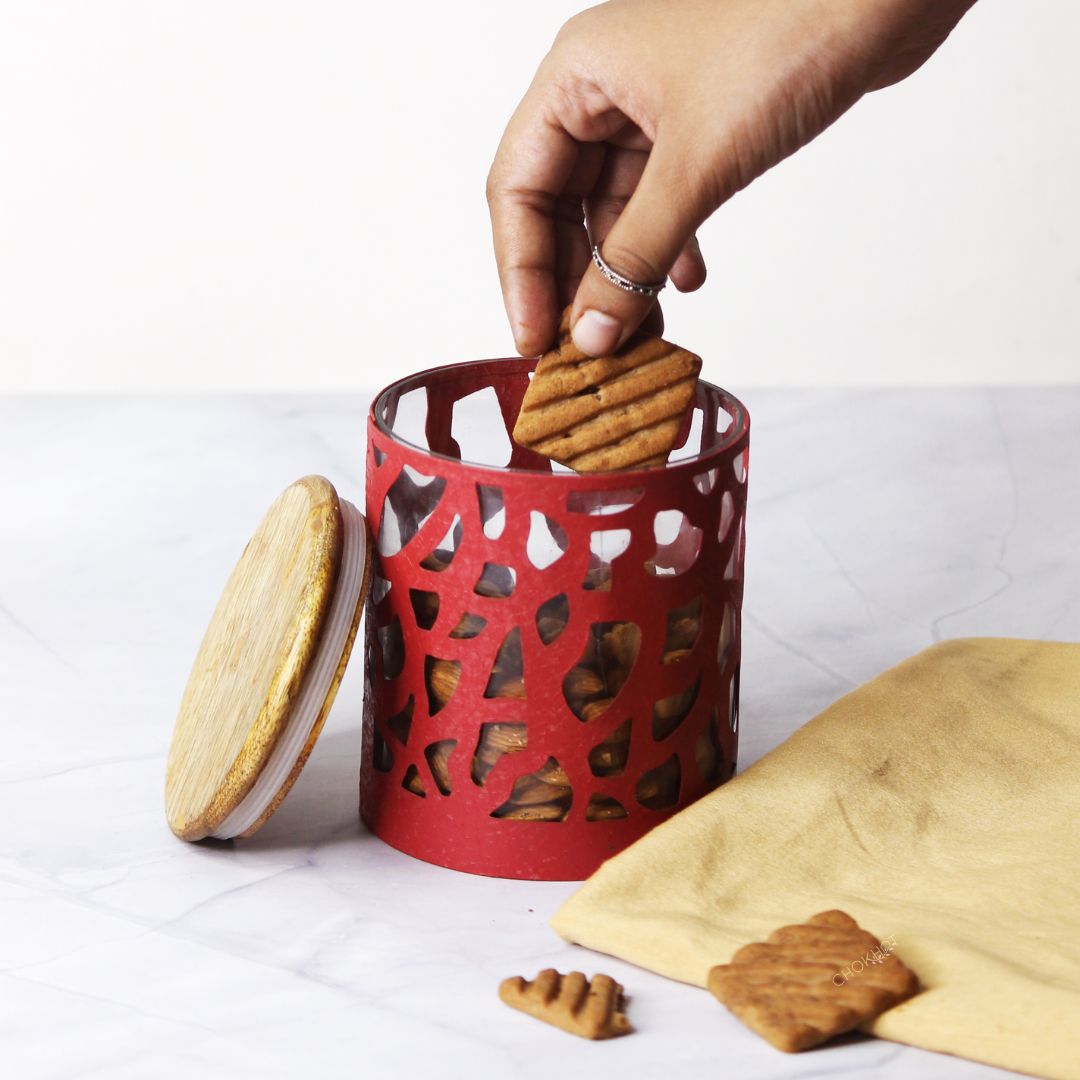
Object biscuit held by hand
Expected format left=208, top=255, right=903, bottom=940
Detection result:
left=512, top=309, right=701, bottom=472
left=707, top=910, right=919, bottom=1053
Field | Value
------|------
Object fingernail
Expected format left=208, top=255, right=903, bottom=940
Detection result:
left=572, top=309, right=622, bottom=356
left=513, top=323, right=538, bottom=356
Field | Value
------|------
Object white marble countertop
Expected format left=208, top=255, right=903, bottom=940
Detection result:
left=3, top=389, right=1077, bottom=1080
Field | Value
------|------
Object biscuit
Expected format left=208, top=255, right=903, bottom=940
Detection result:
left=588, top=720, right=631, bottom=777
left=584, top=794, right=629, bottom=821
left=426, top=658, right=461, bottom=710
left=491, top=757, right=572, bottom=821
left=707, top=910, right=918, bottom=1053
left=424, top=739, right=455, bottom=795
left=471, top=722, right=527, bottom=785
left=499, top=969, right=633, bottom=1039
left=513, top=309, right=701, bottom=472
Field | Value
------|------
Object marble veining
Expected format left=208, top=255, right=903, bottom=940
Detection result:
left=2, top=389, right=1077, bottom=1079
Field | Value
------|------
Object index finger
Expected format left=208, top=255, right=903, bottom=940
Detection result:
left=486, top=80, right=580, bottom=356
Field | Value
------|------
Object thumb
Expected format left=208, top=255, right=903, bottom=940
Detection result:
left=570, top=135, right=709, bottom=355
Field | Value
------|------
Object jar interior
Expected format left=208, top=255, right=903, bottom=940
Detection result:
left=374, top=359, right=744, bottom=473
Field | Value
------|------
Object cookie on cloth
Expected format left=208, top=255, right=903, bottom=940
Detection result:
left=707, top=910, right=919, bottom=1052
left=499, top=969, right=633, bottom=1039
left=512, top=310, right=701, bottom=472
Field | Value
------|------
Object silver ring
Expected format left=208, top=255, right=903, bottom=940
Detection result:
left=591, top=245, right=666, bottom=298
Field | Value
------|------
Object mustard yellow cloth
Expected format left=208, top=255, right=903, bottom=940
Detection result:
left=552, top=639, right=1080, bottom=1079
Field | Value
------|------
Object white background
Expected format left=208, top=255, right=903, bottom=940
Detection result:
left=1, top=0, right=1076, bottom=393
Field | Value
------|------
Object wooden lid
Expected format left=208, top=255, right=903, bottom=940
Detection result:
left=165, top=476, right=371, bottom=841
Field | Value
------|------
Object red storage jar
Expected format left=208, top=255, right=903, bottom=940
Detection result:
left=361, top=357, right=749, bottom=880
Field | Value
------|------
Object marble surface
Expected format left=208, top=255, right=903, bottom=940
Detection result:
left=2, top=388, right=1077, bottom=1080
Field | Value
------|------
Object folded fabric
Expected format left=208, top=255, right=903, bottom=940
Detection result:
left=552, top=639, right=1080, bottom=1079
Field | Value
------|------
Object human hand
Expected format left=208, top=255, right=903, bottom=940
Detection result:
left=487, top=0, right=976, bottom=356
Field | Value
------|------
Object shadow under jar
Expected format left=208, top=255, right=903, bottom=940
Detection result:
left=361, top=357, right=749, bottom=880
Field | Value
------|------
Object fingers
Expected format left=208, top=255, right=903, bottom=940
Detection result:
left=487, top=89, right=582, bottom=356
left=553, top=143, right=607, bottom=310
left=640, top=303, right=664, bottom=338
left=589, top=171, right=707, bottom=297
left=570, top=136, right=711, bottom=355
left=490, top=68, right=709, bottom=356
left=669, top=234, right=707, bottom=294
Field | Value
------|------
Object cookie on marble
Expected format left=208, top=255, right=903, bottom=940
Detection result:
left=499, top=968, right=633, bottom=1039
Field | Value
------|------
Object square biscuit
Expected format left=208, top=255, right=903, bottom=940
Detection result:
left=513, top=310, right=701, bottom=472
left=707, top=910, right=919, bottom=1052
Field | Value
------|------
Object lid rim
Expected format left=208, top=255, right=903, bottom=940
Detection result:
left=217, top=499, right=370, bottom=839
left=165, top=477, right=370, bottom=842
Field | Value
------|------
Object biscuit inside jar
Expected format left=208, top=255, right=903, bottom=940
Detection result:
left=450, top=611, right=487, bottom=639
left=661, top=596, right=702, bottom=663
left=562, top=621, right=640, bottom=722
left=652, top=677, right=700, bottom=741
left=588, top=718, right=632, bottom=778
left=585, top=793, right=628, bottom=821
left=425, top=656, right=461, bottom=714
left=694, top=707, right=724, bottom=784
left=484, top=628, right=525, bottom=700
left=491, top=757, right=572, bottom=822
left=472, top=722, right=527, bottom=786
left=636, top=754, right=681, bottom=810
left=536, top=593, right=570, bottom=645
left=424, top=739, right=457, bottom=795
left=409, top=588, right=440, bottom=630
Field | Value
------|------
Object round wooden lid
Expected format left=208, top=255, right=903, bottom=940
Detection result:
left=165, top=475, right=371, bottom=841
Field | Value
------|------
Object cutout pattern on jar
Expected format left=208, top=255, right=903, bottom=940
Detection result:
left=472, top=722, right=527, bottom=786
left=450, top=612, right=487, bottom=639
left=646, top=510, right=702, bottom=577
left=491, top=757, right=572, bottom=822
left=402, top=763, right=426, bottom=798
left=585, top=794, right=628, bottom=821
left=693, top=707, right=725, bottom=785
left=563, top=622, right=640, bottom=721
left=636, top=754, right=681, bottom=810
left=378, top=615, right=405, bottom=681
left=723, top=518, right=745, bottom=582
left=662, top=596, right=703, bottom=663
left=652, top=677, right=700, bottom=741
left=693, top=467, right=718, bottom=495
left=718, top=490, right=735, bottom=542
left=588, top=719, right=632, bottom=778
left=536, top=594, right=570, bottom=645
left=425, top=656, right=461, bottom=715
left=584, top=529, right=632, bottom=591
left=477, top=484, right=506, bottom=540
left=474, top=562, right=516, bottom=598
left=484, top=628, right=525, bottom=700
left=729, top=668, right=740, bottom=734
left=373, top=729, right=393, bottom=772
left=425, top=739, right=457, bottom=796
left=733, top=448, right=749, bottom=485
left=385, top=696, right=414, bottom=746
left=453, top=386, right=513, bottom=466
left=370, top=571, right=391, bottom=607
left=420, top=514, right=463, bottom=572
left=377, top=465, right=447, bottom=557
left=717, top=601, right=738, bottom=673
left=669, top=407, right=704, bottom=463
left=409, top=589, right=439, bottom=630
left=527, top=511, right=569, bottom=569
